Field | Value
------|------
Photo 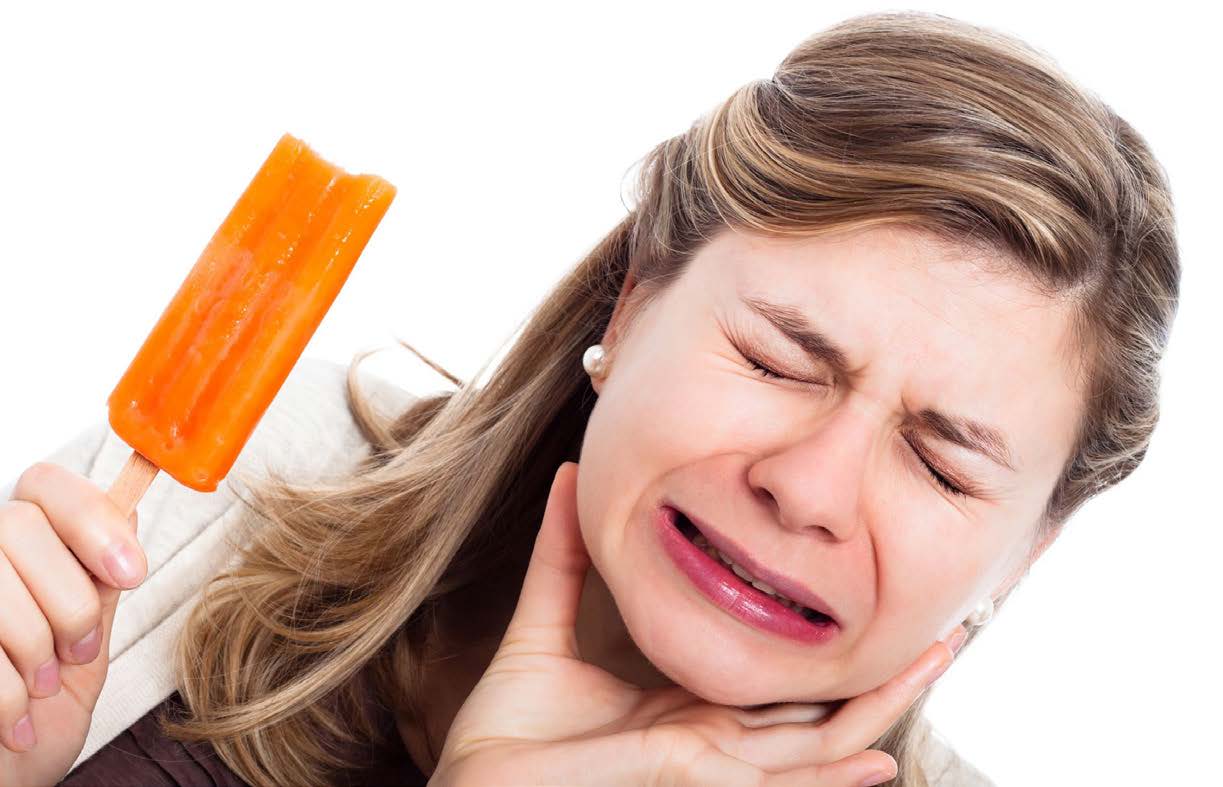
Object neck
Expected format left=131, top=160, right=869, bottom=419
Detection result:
left=397, top=564, right=674, bottom=776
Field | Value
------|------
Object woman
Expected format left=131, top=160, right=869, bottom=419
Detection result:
left=1, top=10, right=1179, bottom=786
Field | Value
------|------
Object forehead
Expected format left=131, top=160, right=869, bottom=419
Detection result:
left=690, top=225, right=1087, bottom=477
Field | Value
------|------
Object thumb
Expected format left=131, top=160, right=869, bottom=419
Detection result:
left=83, top=506, right=141, bottom=697
left=95, top=504, right=144, bottom=641
left=500, top=461, right=590, bottom=659
left=96, top=507, right=141, bottom=606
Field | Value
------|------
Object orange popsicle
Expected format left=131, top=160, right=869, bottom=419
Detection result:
left=106, top=133, right=396, bottom=493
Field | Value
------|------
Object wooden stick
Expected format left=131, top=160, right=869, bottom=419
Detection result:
left=105, top=449, right=160, bottom=520
left=92, top=451, right=160, bottom=662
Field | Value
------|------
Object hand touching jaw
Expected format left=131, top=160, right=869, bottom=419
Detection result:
left=422, top=463, right=958, bottom=787
left=575, top=224, right=1080, bottom=705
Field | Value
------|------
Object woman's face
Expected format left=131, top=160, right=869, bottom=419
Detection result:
left=575, top=223, right=1085, bottom=703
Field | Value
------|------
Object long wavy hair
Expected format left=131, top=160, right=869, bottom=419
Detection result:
left=157, top=10, right=1180, bottom=786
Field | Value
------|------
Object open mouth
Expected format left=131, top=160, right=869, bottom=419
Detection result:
left=672, top=509, right=835, bottom=627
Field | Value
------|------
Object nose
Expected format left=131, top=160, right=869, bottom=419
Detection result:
left=746, top=404, right=874, bottom=543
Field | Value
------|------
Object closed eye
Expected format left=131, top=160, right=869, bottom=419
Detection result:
left=744, top=357, right=971, bottom=497
left=744, top=354, right=788, bottom=381
left=730, top=332, right=830, bottom=388
left=907, top=439, right=969, bottom=497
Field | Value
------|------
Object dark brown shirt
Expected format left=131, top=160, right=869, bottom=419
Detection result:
left=60, top=691, right=428, bottom=786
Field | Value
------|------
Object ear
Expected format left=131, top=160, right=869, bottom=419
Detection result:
left=590, top=269, right=638, bottom=396
left=992, top=523, right=1061, bottom=600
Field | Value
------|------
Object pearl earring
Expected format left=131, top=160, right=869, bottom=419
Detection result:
left=583, top=344, right=608, bottom=378
left=965, top=597, right=994, bottom=627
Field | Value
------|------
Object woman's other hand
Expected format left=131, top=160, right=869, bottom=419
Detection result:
left=429, top=461, right=959, bottom=786
left=0, top=462, right=148, bottom=786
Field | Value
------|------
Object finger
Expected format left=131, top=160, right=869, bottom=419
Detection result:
left=728, top=702, right=844, bottom=773
left=762, top=749, right=897, bottom=787
left=668, top=745, right=768, bottom=787
left=732, top=718, right=843, bottom=771
left=0, top=499, right=105, bottom=667
left=733, top=701, right=835, bottom=728
left=0, top=549, right=60, bottom=699
left=499, top=462, right=589, bottom=659
left=93, top=508, right=139, bottom=637
left=0, top=648, right=36, bottom=753
left=11, top=463, right=146, bottom=591
left=809, top=639, right=953, bottom=763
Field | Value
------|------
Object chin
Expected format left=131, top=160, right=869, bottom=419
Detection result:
left=618, top=598, right=851, bottom=707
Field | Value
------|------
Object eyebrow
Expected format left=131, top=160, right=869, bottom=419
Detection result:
left=913, top=409, right=1017, bottom=472
left=739, top=292, right=1018, bottom=472
left=740, top=292, right=856, bottom=378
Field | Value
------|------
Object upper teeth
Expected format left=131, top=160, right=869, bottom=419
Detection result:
left=731, top=562, right=776, bottom=594
left=691, top=533, right=806, bottom=612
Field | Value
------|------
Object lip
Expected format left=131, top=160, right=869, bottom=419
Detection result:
left=652, top=504, right=839, bottom=646
left=672, top=504, right=841, bottom=625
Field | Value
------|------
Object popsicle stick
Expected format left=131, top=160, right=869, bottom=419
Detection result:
left=106, top=449, right=160, bottom=521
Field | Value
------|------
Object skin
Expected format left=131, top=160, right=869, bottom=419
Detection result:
left=400, top=222, right=1086, bottom=773
left=0, top=465, right=145, bottom=784
left=0, top=221, right=1086, bottom=784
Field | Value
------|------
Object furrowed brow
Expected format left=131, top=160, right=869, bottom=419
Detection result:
left=739, top=291, right=1017, bottom=472
left=915, top=408, right=1017, bottom=472
left=739, top=292, right=856, bottom=378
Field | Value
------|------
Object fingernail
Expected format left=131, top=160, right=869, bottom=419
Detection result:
left=13, top=714, right=36, bottom=750
left=947, top=626, right=968, bottom=654
left=34, top=659, right=59, bottom=695
left=103, top=541, right=142, bottom=588
left=70, top=625, right=100, bottom=662
left=858, top=768, right=895, bottom=786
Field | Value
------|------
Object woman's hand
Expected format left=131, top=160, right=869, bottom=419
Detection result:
left=429, top=462, right=960, bottom=787
left=0, top=462, right=148, bottom=787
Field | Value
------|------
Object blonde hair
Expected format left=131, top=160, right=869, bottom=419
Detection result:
left=159, top=10, right=1180, bottom=785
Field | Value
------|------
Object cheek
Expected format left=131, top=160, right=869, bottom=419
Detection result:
left=576, top=357, right=694, bottom=561
left=576, top=347, right=765, bottom=567
left=878, top=536, right=982, bottom=630
left=582, top=348, right=754, bottom=484
left=849, top=481, right=995, bottom=687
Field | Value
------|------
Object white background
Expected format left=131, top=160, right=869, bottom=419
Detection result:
left=1, top=2, right=1217, bottom=784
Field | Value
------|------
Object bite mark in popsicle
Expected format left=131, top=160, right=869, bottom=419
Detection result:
left=106, top=133, right=396, bottom=494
